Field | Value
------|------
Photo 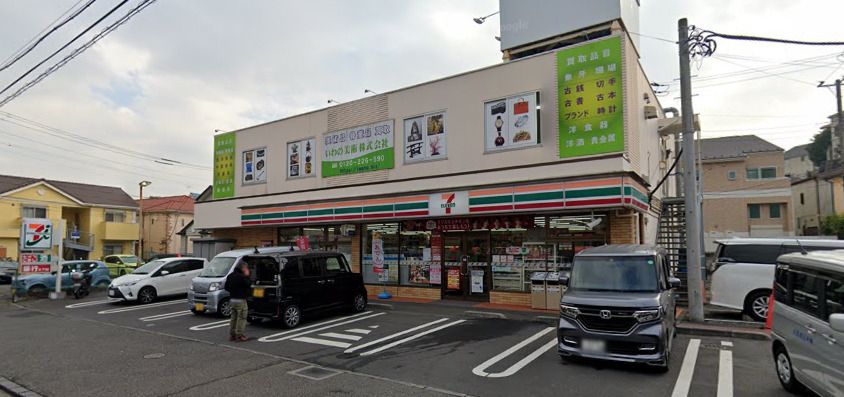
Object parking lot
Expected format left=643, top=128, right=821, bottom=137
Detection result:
left=2, top=294, right=792, bottom=397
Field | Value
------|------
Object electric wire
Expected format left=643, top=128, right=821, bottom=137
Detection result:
left=0, top=0, right=86, bottom=66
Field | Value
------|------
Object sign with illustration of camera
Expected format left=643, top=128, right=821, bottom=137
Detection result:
left=322, top=120, right=394, bottom=177
left=404, top=111, right=447, bottom=163
left=287, top=138, right=316, bottom=179
left=242, top=147, right=267, bottom=184
left=484, top=91, right=540, bottom=152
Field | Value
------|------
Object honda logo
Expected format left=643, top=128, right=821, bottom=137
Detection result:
left=599, top=310, right=612, bottom=319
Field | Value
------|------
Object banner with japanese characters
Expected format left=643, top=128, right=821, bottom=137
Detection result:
left=557, top=36, right=624, bottom=158
left=404, top=111, right=447, bottom=163
left=213, top=132, right=236, bottom=199
left=322, top=120, right=394, bottom=177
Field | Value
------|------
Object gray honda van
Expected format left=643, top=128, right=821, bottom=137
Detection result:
left=188, top=246, right=295, bottom=317
left=557, top=244, right=679, bottom=371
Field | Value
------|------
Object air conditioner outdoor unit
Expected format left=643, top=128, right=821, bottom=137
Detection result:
left=644, top=105, right=658, bottom=119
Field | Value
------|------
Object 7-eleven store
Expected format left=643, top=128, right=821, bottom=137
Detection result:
left=194, top=28, right=673, bottom=307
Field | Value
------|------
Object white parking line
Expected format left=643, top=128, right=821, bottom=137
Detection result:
left=320, top=332, right=362, bottom=341
left=258, top=312, right=384, bottom=343
left=671, top=338, right=701, bottom=397
left=359, top=319, right=465, bottom=356
left=720, top=341, right=733, bottom=347
left=291, top=337, right=352, bottom=349
left=344, top=318, right=450, bottom=354
left=472, top=327, right=555, bottom=378
left=346, top=329, right=371, bottom=335
left=97, top=300, right=188, bottom=314
left=189, top=320, right=229, bottom=331
left=65, top=299, right=119, bottom=308
left=718, top=348, right=734, bottom=397
left=140, top=310, right=192, bottom=322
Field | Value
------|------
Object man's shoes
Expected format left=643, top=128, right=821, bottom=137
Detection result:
left=237, top=335, right=249, bottom=342
left=229, top=335, right=236, bottom=341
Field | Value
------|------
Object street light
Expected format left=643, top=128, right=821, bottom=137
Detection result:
left=364, top=89, right=377, bottom=95
left=327, top=99, right=343, bottom=105
left=473, top=11, right=499, bottom=24
left=138, top=180, right=151, bottom=261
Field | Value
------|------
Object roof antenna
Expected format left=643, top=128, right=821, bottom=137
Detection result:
left=253, top=246, right=260, bottom=254
left=795, top=239, right=807, bottom=255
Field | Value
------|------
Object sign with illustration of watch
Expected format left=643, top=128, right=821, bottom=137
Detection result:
left=484, top=91, right=540, bottom=152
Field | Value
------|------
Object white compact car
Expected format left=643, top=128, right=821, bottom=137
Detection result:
left=108, top=257, right=207, bottom=304
left=710, top=238, right=844, bottom=321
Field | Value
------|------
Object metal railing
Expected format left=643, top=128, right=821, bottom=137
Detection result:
left=64, top=229, right=95, bottom=251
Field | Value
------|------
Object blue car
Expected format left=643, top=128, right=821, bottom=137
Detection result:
left=13, top=261, right=111, bottom=296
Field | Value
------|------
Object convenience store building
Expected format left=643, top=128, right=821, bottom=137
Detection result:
left=194, top=10, right=677, bottom=307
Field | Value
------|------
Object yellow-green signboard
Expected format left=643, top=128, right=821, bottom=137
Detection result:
left=213, top=132, right=236, bottom=199
left=557, top=36, right=624, bottom=158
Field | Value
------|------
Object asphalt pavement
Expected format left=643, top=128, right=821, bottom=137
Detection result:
left=0, top=292, right=796, bottom=397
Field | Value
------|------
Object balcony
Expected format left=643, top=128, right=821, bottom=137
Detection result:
left=64, top=229, right=94, bottom=252
left=103, top=222, right=139, bottom=241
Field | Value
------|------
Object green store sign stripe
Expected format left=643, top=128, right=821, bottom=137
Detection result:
left=395, top=202, right=427, bottom=211
left=334, top=207, right=363, bottom=215
left=469, top=195, right=513, bottom=206
left=362, top=204, right=394, bottom=213
left=514, top=191, right=564, bottom=203
left=308, top=208, right=333, bottom=216
left=565, top=186, right=620, bottom=199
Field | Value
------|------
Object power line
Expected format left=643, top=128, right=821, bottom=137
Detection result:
left=0, top=0, right=131, bottom=99
left=0, top=0, right=86, bottom=66
left=0, top=0, right=99, bottom=72
left=704, top=122, right=824, bottom=133
left=706, top=31, right=844, bottom=47
left=629, top=31, right=676, bottom=44
left=694, top=63, right=832, bottom=89
left=710, top=57, right=819, bottom=86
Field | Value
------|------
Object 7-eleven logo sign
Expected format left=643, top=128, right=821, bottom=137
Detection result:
left=21, top=219, right=53, bottom=249
left=430, top=191, right=468, bottom=216
left=441, top=193, right=457, bottom=214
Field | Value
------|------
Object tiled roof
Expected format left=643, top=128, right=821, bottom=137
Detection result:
left=0, top=174, right=137, bottom=208
left=785, top=144, right=809, bottom=160
left=699, top=135, right=782, bottom=160
left=137, top=195, right=194, bottom=213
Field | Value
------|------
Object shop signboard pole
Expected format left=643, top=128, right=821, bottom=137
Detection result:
left=50, top=220, right=65, bottom=300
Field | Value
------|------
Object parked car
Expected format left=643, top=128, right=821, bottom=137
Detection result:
left=245, top=251, right=367, bottom=328
left=188, top=246, right=296, bottom=317
left=710, top=238, right=844, bottom=321
left=12, top=261, right=111, bottom=296
left=771, top=250, right=844, bottom=396
left=0, top=260, right=17, bottom=284
left=146, top=253, right=182, bottom=261
left=557, top=245, right=679, bottom=372
left=102, top=254, right=143, bottom=277
left=108, top=257, right=206, bottom=304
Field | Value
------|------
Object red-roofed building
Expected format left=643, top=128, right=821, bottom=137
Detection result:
left=136, top=195, right=195, bottom=258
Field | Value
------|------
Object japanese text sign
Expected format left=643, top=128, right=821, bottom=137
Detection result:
left=322, top=120, right=394, bottom=177
left=213, top=132, right=236, bottom=199
left=20, top=253, right=52, bottom=273
left=557, top=36, right=625, bottom=158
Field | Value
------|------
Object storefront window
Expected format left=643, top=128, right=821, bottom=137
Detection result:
left=400, top=229, right=440, bottom=287
left=363, top=223, right=400, bottom=284
left=277, top=227, right=299, bottom=248
left=303, top=227, right=324, bottom=250
left=490, top=218, right=549, bottom=292
left=327, top=225, right=355, bottom=264
left=546, top=214, right=608, bottom=267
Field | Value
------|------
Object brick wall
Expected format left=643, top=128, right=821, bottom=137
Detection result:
left=350, top=225, right=361, bottom=273
left=212, top=227, right=276, bottom=249
left=610, top=210, right=639, bottom=244
left=490, top=291, right=531, bottom=307
left=365, top=284, right=441, bottom=300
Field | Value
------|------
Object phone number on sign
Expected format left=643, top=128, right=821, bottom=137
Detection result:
left=332, top=155, right=386, bottom=170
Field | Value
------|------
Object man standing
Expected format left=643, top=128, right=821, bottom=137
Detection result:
left=224, top=262, right=251, bottom=341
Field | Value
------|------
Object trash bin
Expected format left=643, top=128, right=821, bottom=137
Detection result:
left=530, top=272, right=547, bottom=310
left=545, top=271, right=562, bottom=309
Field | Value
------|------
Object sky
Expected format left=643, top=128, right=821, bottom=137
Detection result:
left=0, top=0, right=842, bottom=197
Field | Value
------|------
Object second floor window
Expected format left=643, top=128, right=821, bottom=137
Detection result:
left=727, top=170, right=737, bottom=181
left=748, top=204, right=761, bottom=219
left=22, top=206, right=47, bottom=218
left=105, top=210, right=125, bottom=223
left=747, top=167, right=777, bottom=180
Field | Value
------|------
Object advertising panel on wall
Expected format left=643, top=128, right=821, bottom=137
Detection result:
left=322, top=120, right=394, bottom=177
left=557, top=35, right=625, bottom=159
left=287, top=138, right=316, bottom=179
left=404, top=111, right=447, bottom=163
left=213, top=132, right=236, bottom=199
left=242, top=147, right=267, bottom=184
left=484, top=91, right=540, bottom=152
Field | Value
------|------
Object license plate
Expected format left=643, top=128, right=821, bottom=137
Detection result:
left=108, top=290, right=115, bottom=297
left=252, top=288, right=264, bottom=298
left=581, top=339, right=606, bottom=354
left=194, top=303, right=205, bottom=312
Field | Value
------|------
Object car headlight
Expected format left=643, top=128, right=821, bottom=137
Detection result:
left=208, top=282, right=221, bottom=292
left=633, top=309, right=662, bottom=323
left=189, top=284, right=194, bottom=291
left=122, top=281, right=139, bottom=287
left=560, top=304, right=580, bottom=319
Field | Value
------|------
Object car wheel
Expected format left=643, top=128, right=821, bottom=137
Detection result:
left=28, top=284, right=47, bottom=297
left=119, top=269, right=126, bottom=276
left=352, top=293, right=367, bottom=313
left=745, top=290, right=771, bottom=322
left=774, top=345, right=804, bottom=393
left=138, top=287, right=157, bottom=304
left=218, top=299, right=232, bottom=318
left=282, top=305, right=301, bottom=329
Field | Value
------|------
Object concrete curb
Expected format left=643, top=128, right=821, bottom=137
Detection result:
left=0, top=377, right=42, bottom=397
left=676, top=323, right=771, bottom=341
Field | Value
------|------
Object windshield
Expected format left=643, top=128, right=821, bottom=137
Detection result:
left=132, top=260, right=165, bottom=275
left=570, top=256, right=659, bottom=293
left=199, top=257, right=237, bottom=277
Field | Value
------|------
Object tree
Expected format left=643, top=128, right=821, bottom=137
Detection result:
left=807, top=127, right=831, bottom=167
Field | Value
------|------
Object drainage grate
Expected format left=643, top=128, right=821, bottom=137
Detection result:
left=288, top=366, right=342, bottom=381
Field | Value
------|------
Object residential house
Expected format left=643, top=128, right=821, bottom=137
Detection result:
left=175, top=220, right=206, bottom=255
left=700, top=135, right=794, bottom=252
left=784, top=144, right=813, bottom=179
left=0, top=174, right=138, bottom=260
left=137, top=195, right=194, bottom=259
left=790, top=175, right=835, bottom=235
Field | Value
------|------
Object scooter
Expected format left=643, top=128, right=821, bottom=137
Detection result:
left=71, top=270, right=92, bottom=299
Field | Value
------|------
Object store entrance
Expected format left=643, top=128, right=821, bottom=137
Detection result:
left=442, top=231, right=490, bottom=301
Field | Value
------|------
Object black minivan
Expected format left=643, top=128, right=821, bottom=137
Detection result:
left=244, top=251, right=368, bottom=328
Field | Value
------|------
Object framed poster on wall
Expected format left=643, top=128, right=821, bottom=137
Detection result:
left=484, top=91, right=540, bottom=152
left=242, top=147, right=267, bottom=184
left=404, top=111, right=447, bottom=163
left=287, top=138, right=316, bottom=179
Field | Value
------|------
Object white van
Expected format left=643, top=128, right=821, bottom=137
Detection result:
left=710, top=238, right=844, bottom=321
left=771, top=250, right=844, bottom=396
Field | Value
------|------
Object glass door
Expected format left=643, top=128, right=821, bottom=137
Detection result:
left=441, top=231, right=490, bottom=300
left=442, top=233, right=464, bottom=298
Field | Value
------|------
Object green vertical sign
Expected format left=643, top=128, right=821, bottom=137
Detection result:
left=557, top=36, right=624, bottom=158
left=213, top=132, right=236, bottom=199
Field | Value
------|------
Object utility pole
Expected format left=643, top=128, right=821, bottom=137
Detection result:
left=678, top=18, right=705, bottom=322
left=818, top=78, right=843, bottom=160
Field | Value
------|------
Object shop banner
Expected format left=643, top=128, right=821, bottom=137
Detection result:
left=430, top=234, right=442, bottom=262
left=372, top=238, right=384, bottom=270
left=287, top=138, right=315, bottom=178
left=471, top=270, right=484, bottom=293
left=20, top=253, right=52, bottom=273
left=20, top=218, right=52, bottom=250
left=404, top=111, right=447, bottom=163
left=295, top=236, right=310, bottom=251
left=322, top=120, right=394, bottom=177
left=557, top=35, right=624, bottom=158
left=429, top=263, right=441, bottom=285
left=213, top=132, right=236, bottom=199
left=484, top=91, right=540, bottom=151
left=447, top=268, right=461, bottom=290
left=242, top=147, right=267, bottom=184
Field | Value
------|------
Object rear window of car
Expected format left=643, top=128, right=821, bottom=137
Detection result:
left=720, top=244, right=781, bottom=264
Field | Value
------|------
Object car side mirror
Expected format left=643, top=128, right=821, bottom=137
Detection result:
left=160, top=270, right=170, bottom=276
left=669, top=277, right=682, bottom=289
left=559, top=275, right=569, bottom=286
left=831, top=314, right=844, bottom=333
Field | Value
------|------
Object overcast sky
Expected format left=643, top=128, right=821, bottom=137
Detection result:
left=0, top=0, right=842, bottom=197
